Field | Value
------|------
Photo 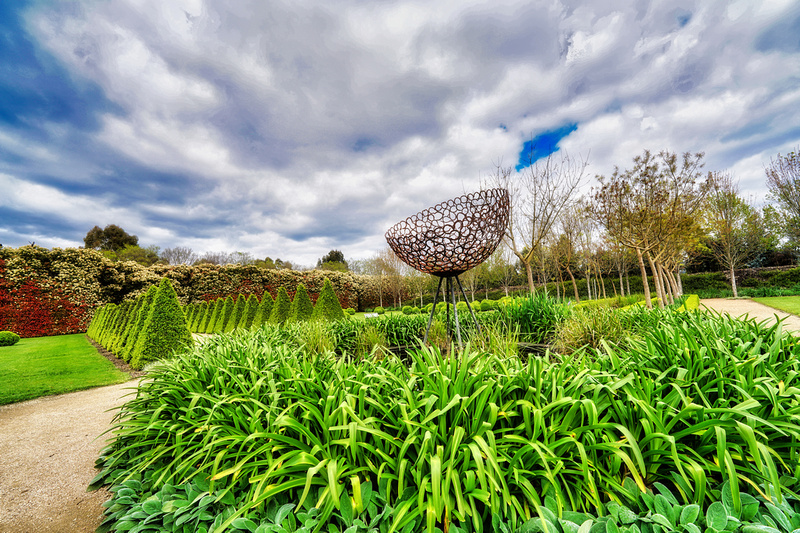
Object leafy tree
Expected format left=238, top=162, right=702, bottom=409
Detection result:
left=288, top=284, right=314, bottom=322
left=84, top=224, right=138, bottom=252
left=115, top=245, right=162, bottom=266
left=251, top=291, right=274, bottom=329
left=706, top=172, right=763, bottom=297
left=312, top=279, right=345, bottom=321
left=766, top=147, right=800, bottom=247
left=317, top=250, right=348, bottom=271
left=269, top=287, right=291, bottom=324
left=130, top=277, right=193, bottom=370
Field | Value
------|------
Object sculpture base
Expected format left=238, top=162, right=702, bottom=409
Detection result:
left=423, top=274, right=481, bottom=349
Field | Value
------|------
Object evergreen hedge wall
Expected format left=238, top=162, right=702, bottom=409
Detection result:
left=0, top=245, right=402, bottom=337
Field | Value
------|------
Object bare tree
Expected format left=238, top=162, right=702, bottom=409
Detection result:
left=161, top=246, right=198, bottom=265
left=487, top=149, right=589, bottom=292
left=707, top=172, right=763, bottom=297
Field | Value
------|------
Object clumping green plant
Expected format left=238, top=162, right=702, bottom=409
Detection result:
left=269, top=287, right=292, bottom=324
left=288, top=284, right=314, bottom=323
left=312, top=278, right=346, bottom=321
left=345, top=307, right=356, bottom=315
left=0, top=330, right=20, bottom=346
left=374, top=306, right=386, bottom=315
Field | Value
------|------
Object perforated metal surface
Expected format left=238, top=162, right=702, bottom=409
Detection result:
left=385, top=188, right=510, bottom=276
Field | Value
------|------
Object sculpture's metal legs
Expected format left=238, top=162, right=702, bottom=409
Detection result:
left=422, top=274, right=482, bottom=350
left=423, top=276, right=444, bottom=344
left=455, top=276, right=481, bottom=337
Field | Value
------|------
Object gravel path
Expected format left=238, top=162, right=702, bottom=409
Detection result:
left=1, top=299, right=799, bottom=532
left=0, top=381, right=139, bottom=532
left=700, top=298, right=800, bottom=333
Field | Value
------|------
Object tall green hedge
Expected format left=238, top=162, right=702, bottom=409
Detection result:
left=213, top=296, right=234, bottom=334
left=129, top=278, right=193, bottom=370
left=269, top=287, right=291, bottom=325
left=251, top=292, right=274, bottom=330
left=224, top=295, right=246, bottom=333
left=312, top=278, right=345, bottom=321
left=121, top=286, right=159, bottom=362
left=238, top=294, right=259, bottom=330
left=203, top=298, right=222, bottom=333
left=288, top=284, right=314, bottom=323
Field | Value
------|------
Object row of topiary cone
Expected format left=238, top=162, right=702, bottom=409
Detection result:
left=185, top=279, right=346, bottom=334
left=87, top=277, right=192, bottom=370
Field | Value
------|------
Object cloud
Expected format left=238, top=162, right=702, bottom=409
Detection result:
left=0, top=0, right=798, bottom=265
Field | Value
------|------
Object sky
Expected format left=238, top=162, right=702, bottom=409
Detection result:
left=1, top=0, right=799, bottom=267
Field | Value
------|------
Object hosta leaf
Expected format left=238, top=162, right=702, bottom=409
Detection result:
left=142, top=499, right=162, bottom=515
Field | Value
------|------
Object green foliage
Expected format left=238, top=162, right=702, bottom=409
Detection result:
left=269, top=287, right=291, bottom=324
left=190, top=301, right=208, bottom=332
left=129, top=278, right=193, bottom=370
left=288, top=284, right=314, bottom=323
left=496, top=293, right=569, bottom=343
left=311, top=279, right=346, bottom=322
left=224, top=295, right=247, bottom=332
left=214, top=296, right=235, bottom=333
left=120, top=286, right=158, bottom=362
left=239, top=294, right=260, bottom=329
left=374, top=306, right=385, bottom=315
left=345, top=307, right=356, bottom=315
left=252, top=291, right=274, bottom=329
left=84, top=224, right=138, bottom=252
left=0, top=330, right=20, bottom=346
left=203, top=298, right=223, bottom=333
left=677, top=294, right=701, bottom=312
left=401, top=305, right=414, bottom=315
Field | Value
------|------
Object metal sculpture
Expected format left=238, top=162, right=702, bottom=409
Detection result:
left=385, top=188, right=510, bottom=347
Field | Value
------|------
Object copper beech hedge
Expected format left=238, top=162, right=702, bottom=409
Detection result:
left=0, top=246, right=404, bottom=337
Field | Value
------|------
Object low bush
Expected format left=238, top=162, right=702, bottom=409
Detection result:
left=401, top=305, right=414, bottom=315
left=345, top=307, right=356, bottom=315
left=373, top=306, right=385, bottom=315
left=0, top=330, right=20, bottom=346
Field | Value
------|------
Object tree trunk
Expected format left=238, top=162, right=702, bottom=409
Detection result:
left=676, top=266, right=683, bottom=297
left=660, top=264, right=675, bottom=305
left=646, top=253, right=665, bottom=309
left=600, top=271, right=607, bottom=299
left=635, top=248, right=653, bottom=309
left=626, top=271, right=631, bottom=296
left=619, top=270, right=625, bottom=297
left=525, top=261, right=535, bottom=293
left=586, top=270, right=592, bottom=300
left=567, top=267, right=580, bottom=302
left=730, top=266, right=739, bottom=297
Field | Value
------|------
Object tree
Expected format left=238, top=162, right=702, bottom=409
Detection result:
left=488, top=149, right=588, bottom=292
left=238, top=294, right=260, bottom=329
left=706, top=172, right=763, bottom=297
left=161, top=247, right=198, bottom=265
left=288, top=284, right=314, bottom=323
left=312, top=279, right=346, bottom=321
left=84, top=224, right=138, bottom=252
left=765, top=147, right=800, bottom=247
left=317, top=250, right=349, bottom=271
left=269, top=287, right=292, bottom=324
left=116, top=245, right=162, bottom=266
left=224, top=295, right=247, bottom=332
left=129, top=278, right=193, bottom=370
left=591, top=150, right=711, bottom=308
left=251, top=291, right=274, bottom=329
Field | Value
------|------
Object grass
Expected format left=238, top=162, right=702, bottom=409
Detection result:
left=752, top=296, right=800, bottom=316
left=0, top=333, right=130, bottom=405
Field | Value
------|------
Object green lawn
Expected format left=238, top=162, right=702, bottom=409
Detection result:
left=752, top=296, right=800, bottom=316
left=0, top=334, right=130, bottom=405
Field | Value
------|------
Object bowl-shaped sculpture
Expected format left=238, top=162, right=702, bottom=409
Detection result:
left=385, top=188, right=510, bottom=276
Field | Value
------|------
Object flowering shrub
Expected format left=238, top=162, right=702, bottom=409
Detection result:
left=0, top=246, right=399, bottom=336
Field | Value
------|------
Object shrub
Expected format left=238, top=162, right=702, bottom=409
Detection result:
left=224, top=295, right=247, bottom=332
left=251, top=291, right=274, bottom=329
left=311, top=279, right=346, bottom=322
left=470, top=300, right=481, bottom=312
left=374, top=306, right=385, bottom=315
left=268, top=287, right=291, bottom=324
left=238, top=294, right=259, bottom=329
left=202, top=298, right=222, bottom=333
left=288, top=284, right=314, bottom=323
left=345, top=307, right=356, bottom=315
left=401, top=305, right=414, bottom=315
left=120, top=286, right=158, bottom=362
left=129, top=278, right=193, bottom=370
left=456, top=301, right=470, bottom=314
left=0, top=330, right=20, bottom=346
left=214, top=296, right=235, bottom=333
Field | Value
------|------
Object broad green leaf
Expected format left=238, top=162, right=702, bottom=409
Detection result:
left=706, top=502, right=727, bottom=532
left=680, top=505, right=700, bottom=526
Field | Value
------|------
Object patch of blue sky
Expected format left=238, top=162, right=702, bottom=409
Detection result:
left=516, top=123, right=577, bottom=171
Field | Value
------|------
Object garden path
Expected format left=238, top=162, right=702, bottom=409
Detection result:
left=2, top=299, right=800, bottom=532
left=0, top=380, right=139, bottom=532
left=700, top=298, right=800, bottom=333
